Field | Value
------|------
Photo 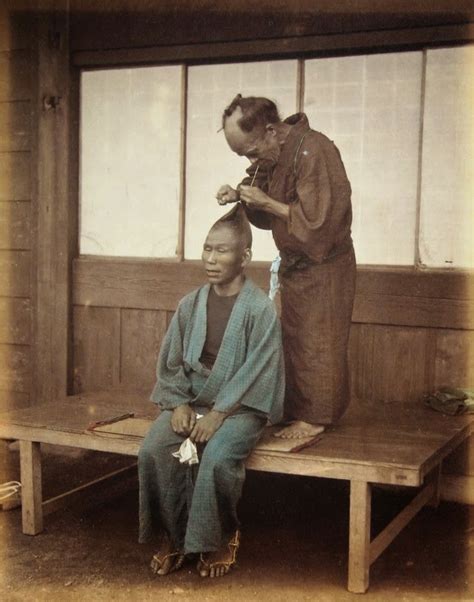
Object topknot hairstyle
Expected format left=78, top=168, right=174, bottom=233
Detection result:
left=222, top=94, right=281, bottom=133
left=212, top=202, right=253, bottom=250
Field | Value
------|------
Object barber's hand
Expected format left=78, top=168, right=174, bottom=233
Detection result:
left=190, top=410, right=225, bottom=443
left=171, top=404, right=197, bottom=437
left=239, top=185, right=272, bottom=211
left=216, top=184, right=239, bottom=206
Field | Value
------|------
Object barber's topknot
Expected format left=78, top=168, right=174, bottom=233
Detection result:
left=212, top=202, right=253, bottom=249
left=222, top=94, right=281, bottom=133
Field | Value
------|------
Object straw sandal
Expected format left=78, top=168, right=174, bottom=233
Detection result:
left=150, top=549, right=185, bottom=575
left=0, top=481, right=21, bottom=511
left=197, top=529, right=241, bottom=578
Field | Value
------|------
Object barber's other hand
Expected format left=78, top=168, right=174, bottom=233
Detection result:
left=239, top=185, right=271, bottom=210
left=190, top=410, right=225, bottom=443
left=216, top=184, right=239, bottom=205
left=171, top=404, right=197, bottom=437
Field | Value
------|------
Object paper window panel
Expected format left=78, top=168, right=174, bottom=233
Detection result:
left=184, top=60, right=298, bottom=260
left=304, top=52, right=423, bottom=265
left=80, top=66, right=182, bottom=258
left=419, top=46, right=474, bottom=268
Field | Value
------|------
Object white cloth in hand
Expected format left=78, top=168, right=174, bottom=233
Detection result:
left=172, top=438, right=199, bottom=465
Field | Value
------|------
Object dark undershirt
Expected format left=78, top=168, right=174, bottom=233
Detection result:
left=200, top=287, right=238, bottom=369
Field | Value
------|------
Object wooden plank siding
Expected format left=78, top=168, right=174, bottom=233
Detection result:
left=120, top=309, right=168, bottom=391
left=0, top=297, right=31, bottom=345
left=72, top=258, right=474, bottom=403
left=0, top=200, right=31, bottom=249
left=73, top=306, right=121, bottom=393
left=0, top=152, right=31, bottom=200
left=73, top=259, right=474, bottom=330
left=72, top=257, right=474, bottom=502
left=0, top=250, right=30, bottom=297
left=433, top=329, right=474, bottom=390
left=72, top=299, right=474, bottom=405
left=0, top=100, right=31, bottom=152
left=69, top=1, right=474, bottom=59
left=0, top=50, right=32, bottom=102
left=0, top=343, right=31, bottom=393
left=73, top=23, right=474, bottom=69
left=0, top=6, right=35, bottom=410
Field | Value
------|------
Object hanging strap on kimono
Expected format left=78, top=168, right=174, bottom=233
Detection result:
left=268, top=254, right=281, bottom=301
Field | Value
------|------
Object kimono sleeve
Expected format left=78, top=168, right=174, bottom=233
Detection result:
left=287, top=139, right=337, bottom=256
left=212, top=302, right=284, bottom=422
left=150, top=303, right=194, bottom=410
left=238, top=162, right=273, bottom=230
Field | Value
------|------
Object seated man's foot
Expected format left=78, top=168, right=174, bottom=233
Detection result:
left=150, top=538, right=184, bottom=576
left=273, top=420, right=325, bottom=439
left=197, top=530, right=240, bottom=578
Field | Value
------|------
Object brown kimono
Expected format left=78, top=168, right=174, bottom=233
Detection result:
left=240, top=113, right=356, bottom=425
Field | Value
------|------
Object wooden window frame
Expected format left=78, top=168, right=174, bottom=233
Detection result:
left=74, top=23, right=474, bottom=268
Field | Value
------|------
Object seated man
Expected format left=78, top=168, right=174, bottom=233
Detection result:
left=138, top=204, right=284, bottom=578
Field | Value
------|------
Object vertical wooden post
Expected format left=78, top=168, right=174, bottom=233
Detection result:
left=19, top=440, right=43, bottom=535
left=427, top=463, right=442, bottom=508
left=34, top=1, right=73, bottom=403
left=176, top=64, right=188, bottom=261
left=348, top=480, right=371, bottom=593
left=296, top=58, right=305, bottom=113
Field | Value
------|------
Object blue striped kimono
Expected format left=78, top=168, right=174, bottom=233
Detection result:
left=138, top=277, right=284, bottom=552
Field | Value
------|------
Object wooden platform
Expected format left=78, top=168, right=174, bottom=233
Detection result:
left=0, top=390, right=472, bottom=593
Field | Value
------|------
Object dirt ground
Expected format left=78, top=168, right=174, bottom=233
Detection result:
left=0, top=442, right=473, bottom=602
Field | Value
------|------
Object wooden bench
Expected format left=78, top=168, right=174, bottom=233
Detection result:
left=0, top=389, right=472, bottom=594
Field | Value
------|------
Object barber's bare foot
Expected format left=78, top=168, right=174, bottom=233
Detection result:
left=197, top=530, right=240, bottom=578
left=273, top=421, right=325, bottom=439
left=150, top=538, right=184, bottom=576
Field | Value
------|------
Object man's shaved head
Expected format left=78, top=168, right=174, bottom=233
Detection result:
left=210, top=203, right=253, bottom=250
left=222, top=94, right=281, bottom=133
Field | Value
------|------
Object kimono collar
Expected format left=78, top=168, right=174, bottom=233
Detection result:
left=265, top=113, right=311, bottom=202
left=278, top=112, right=311, bottom=167
left=184, top=277, right=258, bottom=404
left=185, top=276, right=255, bottom=371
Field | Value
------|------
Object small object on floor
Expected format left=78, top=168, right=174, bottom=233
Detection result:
left=0, top=480, right=21, bottom=511
left=197, top=529, right=240, bottom=578
left=424, top=387, right=474, bottom=416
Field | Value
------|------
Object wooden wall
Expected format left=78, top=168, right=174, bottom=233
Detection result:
left=0, top=1, right=472, bottom=503
left=69, top=0, right=473, bottom=52
left=0, top=5, right=35, bottom=411
left=72, top=259, right=474, bottom=502
left=66, top=1, right=474, bottom=503
left=72, top=260, right=474, bottom=397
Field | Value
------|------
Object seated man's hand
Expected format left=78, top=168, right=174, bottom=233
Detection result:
left=190, top=410, right=226, bottom=443
left=171, top=404, right=197, bottom=437
left=216, top=184, right=239, bottom=205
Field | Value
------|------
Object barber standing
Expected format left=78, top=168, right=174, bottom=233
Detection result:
left=217, top=95, right=356, bottom=440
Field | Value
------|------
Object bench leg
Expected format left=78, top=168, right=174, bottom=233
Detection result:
left=427, top=464, right=442, bottom=508
left=19, top=441, right=43, bottom=535
left=348, top=480, right=371, bottom=593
